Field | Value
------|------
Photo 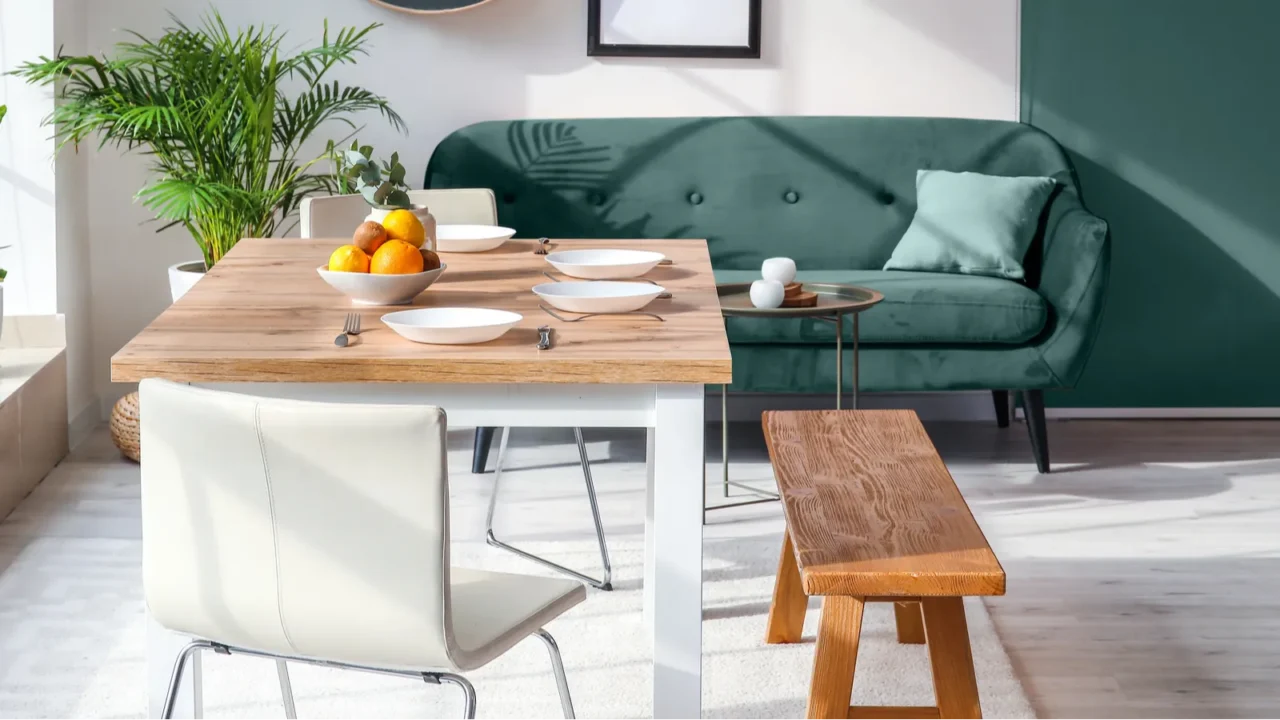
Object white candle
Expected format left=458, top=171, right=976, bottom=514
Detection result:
left=761, top=257, right=797, bottom=285
left=750, top=279, right=786, bottom=309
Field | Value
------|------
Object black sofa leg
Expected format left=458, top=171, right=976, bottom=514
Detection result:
left=1019, top=390, right=1050, bottom=473
left=992, top=390, right=1010, bottom=428
left=472, top=427, right=496, bottom=474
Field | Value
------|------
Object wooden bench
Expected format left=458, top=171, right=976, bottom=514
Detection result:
left=762, top=410, right=1006, bottom=719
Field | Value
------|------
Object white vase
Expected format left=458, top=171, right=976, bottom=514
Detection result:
left=168, top=261, right=206, bottom=302
left=365, top=204, right=437, bottom=252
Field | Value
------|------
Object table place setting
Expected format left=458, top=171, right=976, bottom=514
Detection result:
left=313, top=214, right=681, bottom=345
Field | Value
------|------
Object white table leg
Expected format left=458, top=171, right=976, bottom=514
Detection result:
left=148, top=616, right=202, bottom=718
left=644, top=426, right=657, bottom=638
left=646, top=384, right=704, bottom=718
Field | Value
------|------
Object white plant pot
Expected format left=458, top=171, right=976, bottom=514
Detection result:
left=169, top=261, right=207, bottom=303
left=365, top=204, right=437, bottom=252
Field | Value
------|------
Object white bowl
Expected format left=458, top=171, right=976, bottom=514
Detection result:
left=316, top=264, right=447, bottom=306
left=435, top=224, right=517, bottom=253
left=545, top=248, right=666, bottom=279
left=381, top=307, right=522, bottom=345
left=533, top=281, right=665, bottom=314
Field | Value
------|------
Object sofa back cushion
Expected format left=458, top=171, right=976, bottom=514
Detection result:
left=425, top=116, right=1079, bottom=271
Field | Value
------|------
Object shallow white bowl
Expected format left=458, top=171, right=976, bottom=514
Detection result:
left=317, top=264, right=447, bottom=306
left=533, top=281, right=665, bottom=314
left=436, top=224, right=517, bottom=253
left=545, top=248, right=666, bottom=279
left=381, top=307, right=523, bottom=345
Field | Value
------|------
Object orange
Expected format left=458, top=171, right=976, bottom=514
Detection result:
left=328, top=244, right=370, bottom=273
left=381, top=209, right=426, bottom=248
left=370, top=240, right=425, bottom=275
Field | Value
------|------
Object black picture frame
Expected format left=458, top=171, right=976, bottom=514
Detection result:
left=587, top=0, right=762, bottom=59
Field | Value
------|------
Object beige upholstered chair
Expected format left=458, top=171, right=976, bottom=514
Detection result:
left=299, top=190, right=614, bottom=591
left=299, top=189, right=501, bottom=238
left=140, top=379, right=583, bottom=718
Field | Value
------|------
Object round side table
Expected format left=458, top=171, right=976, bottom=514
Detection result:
left=709, top=282, right=883, bottom=516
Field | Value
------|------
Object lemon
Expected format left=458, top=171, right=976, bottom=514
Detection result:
left=328, top=244, right=370, bottom=273
left=381, top=209, right=426, bottom=249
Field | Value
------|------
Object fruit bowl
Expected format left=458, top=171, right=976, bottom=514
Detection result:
left=316, top=264, right=447, bottom=306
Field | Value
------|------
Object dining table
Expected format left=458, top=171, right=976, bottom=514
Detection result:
left=111, top=237, right=732, bottom=719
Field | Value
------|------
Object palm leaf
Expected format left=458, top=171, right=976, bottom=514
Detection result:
left=506, top=120, right=612, bottom=192
left=11, top=10, right=404, bottom=265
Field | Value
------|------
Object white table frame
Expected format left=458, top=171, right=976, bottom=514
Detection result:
left=148, top=382, right=705, bottom=719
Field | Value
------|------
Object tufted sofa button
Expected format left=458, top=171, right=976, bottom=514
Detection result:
left=878, top=190, right=895, bottom=205
left=502, top=192, right=516, bottom=204
left=588, top=192, right=606, bottom=206
left=689, top=191, right=703, bottom=205
left=784, top=190, right=799, bottom=204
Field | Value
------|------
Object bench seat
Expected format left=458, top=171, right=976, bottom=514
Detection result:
left=762, top=409, right=1005, bottom=720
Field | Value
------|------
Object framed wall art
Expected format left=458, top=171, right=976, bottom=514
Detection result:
left=587, top=0, right=762, bottom=59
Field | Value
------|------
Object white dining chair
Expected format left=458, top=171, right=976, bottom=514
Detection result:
left=300, top=189, right=614, bottom=591
left=140, top=379, right=584, bottom=719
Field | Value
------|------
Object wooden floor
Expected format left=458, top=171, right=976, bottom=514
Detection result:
left=3, top=417, right=1279, bottom=717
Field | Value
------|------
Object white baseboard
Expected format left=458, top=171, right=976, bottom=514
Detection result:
left=68, top=401, right=99, bottom=450
left=708, top=391, right=993, bottom=422
left=1042, top=407, right=1280, bottom=420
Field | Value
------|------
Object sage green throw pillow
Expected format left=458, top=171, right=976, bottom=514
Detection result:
left=884, top=170, right=1056, bottom=280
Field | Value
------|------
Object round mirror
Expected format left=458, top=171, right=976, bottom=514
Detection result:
left=369, top=0, right=496, bottom=13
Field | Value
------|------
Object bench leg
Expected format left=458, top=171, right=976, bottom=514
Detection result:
left=922, top=598, right=982, bottom=719
left=766, top=532, right=808, bottom=644
left=893, top=601, right=926, bottom=644
left=807, top=596, right=865, bottom=719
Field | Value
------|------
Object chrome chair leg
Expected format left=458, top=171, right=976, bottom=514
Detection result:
left=485, top=426, right=614, bottom=590
left=276, top=660, right=297, bottom=719
left=534, top=629, right=575, bottom=718
left=429, top=673, right=477, bottom=719
left=161, top=640, right=213, bottom=719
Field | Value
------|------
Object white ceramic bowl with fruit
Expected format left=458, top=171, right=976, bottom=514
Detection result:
left=318, top=218, right=446, bottom=305
left=317, top=263, right=446, bottom=306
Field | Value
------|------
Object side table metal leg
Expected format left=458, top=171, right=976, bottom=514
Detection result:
left=721, top=383, right=730, bottom=499
left=835, top=314, right=844, bottom=411
left=853, top=313, right=860, bottom=410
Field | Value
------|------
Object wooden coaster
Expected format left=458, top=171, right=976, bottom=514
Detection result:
left=781, top=291, right=818, bottom=308
left=783, top=282, right=804, bottom=298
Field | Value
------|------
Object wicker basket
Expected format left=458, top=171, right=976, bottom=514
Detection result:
left=110, top=391, right=141, bottom=463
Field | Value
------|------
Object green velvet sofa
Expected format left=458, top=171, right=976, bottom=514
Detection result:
left=424, top=116, right=1110, bottom=473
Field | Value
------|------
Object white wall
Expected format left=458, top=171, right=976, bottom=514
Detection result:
left=1, top=0, right=96, bottom=437
left=73, top=0, right=1018, bottom=414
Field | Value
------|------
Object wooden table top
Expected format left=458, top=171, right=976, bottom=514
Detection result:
left=111, top=238, right=732, bottom=385
left=762, top=409, right=1005, bottom=597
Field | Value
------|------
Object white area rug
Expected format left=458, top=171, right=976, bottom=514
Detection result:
left=0, top=429, right=1035, bottom=718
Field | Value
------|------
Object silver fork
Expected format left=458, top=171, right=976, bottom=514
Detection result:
left=334, top=312, right=361, bottom=347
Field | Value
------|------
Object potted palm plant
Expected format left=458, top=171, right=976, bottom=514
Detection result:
left=14, top=13, right=405, bottom=301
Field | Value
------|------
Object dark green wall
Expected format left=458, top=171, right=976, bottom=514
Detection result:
left=1022, top=0, right=1280, bottom=407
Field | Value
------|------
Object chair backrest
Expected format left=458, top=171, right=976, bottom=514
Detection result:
left=140, top=379, right=461, bottom=669
left=300, top=189, right=498, bottom=237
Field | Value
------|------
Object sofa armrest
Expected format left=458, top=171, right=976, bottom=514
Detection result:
left=1033, top=208, right=1111, bottom=387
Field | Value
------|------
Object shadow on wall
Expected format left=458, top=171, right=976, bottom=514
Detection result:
left=1049, top=152, right=1280, bottom=408
left=1022, top=0, right=1280, bottom=409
